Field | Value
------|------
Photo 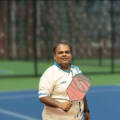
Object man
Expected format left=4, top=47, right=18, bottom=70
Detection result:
left=38, top=41, right=90, bottom=120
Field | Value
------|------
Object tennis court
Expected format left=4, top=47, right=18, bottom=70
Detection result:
left=0, top=86, right=120, bottom=120
left=0, top=1, right=120, bottom=120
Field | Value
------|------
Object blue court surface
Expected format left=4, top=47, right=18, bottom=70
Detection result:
left=0, top=86, right=120, bottom=120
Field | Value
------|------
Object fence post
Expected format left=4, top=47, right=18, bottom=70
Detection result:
left=110, top=0, right=115, bottom=73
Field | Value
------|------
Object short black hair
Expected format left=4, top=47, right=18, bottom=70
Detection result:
left=53, top=40, right=72, bottom=54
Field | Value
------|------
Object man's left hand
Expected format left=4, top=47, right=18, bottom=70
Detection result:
left=84, top=112, right=90, bottom=120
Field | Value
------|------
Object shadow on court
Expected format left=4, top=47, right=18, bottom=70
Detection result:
left=0, top=86, right=120, bottom=120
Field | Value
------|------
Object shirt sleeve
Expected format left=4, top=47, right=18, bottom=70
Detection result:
left=38, top=68, right=55, bottom=98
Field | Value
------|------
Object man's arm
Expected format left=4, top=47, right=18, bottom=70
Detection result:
left=83, top=96, right=90, bottom=120
left=40, top=96, right=72, bottom=112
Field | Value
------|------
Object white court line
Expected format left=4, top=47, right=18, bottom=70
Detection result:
left=0, top=108, right=39, bottom=120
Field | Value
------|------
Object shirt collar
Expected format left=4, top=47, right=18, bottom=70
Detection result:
left=54, top=61, right=71, bottom=73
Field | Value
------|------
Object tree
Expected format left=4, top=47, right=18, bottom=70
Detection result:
left=26, top=0, right=34, bottom=59
left=10, top=0, right=17, bottom=59
left=0, top=0, right=7, bottom=57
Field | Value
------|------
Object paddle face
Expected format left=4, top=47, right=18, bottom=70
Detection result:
left=67, top=73, right=91, bottom=101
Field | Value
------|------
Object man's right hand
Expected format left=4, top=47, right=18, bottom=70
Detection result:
left=57, top=101, right=72, bottom=112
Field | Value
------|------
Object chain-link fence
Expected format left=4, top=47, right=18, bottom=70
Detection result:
left=0, top=0, right=120, bottom=78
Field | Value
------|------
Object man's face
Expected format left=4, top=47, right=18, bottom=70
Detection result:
left=54, top=44, right=72, bottom=68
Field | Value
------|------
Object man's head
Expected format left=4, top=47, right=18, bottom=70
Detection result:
left=53, top=41, right=72, bottom=54
left=53, top=41, right=72, bottom=70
